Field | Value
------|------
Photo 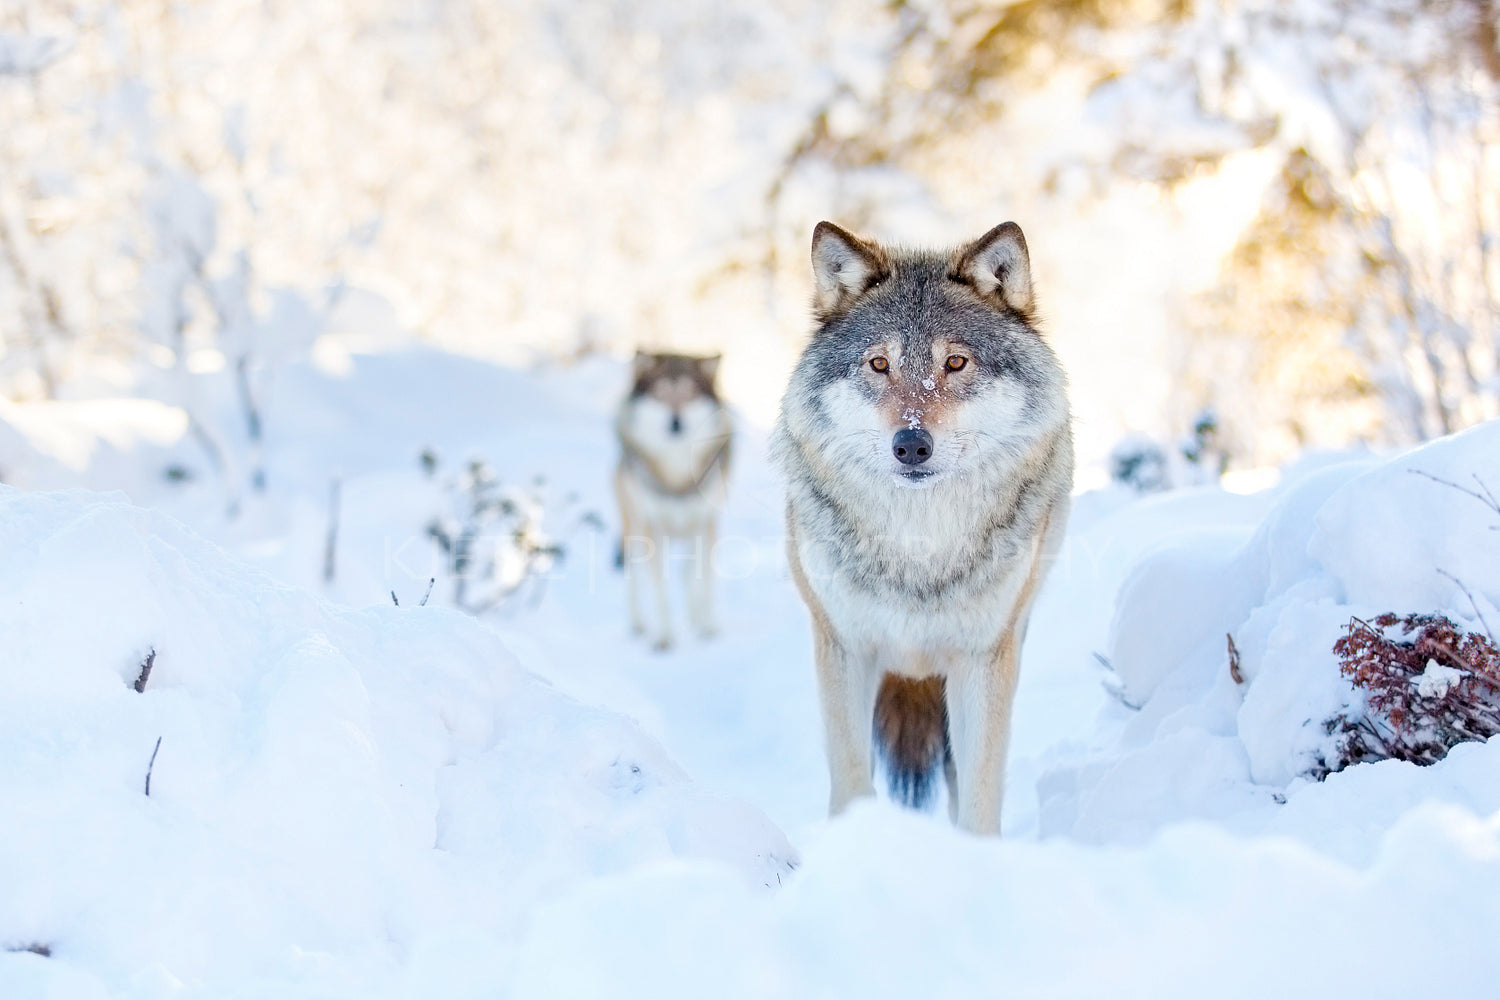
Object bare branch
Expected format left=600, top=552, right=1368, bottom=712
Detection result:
left=1227, top=633, right=1245, bottom=684
left=144, top=736, right=162, bottom=797
left=5, top=943, right=50, bottom=957
left=133, top=649, right=156, bottom=693
left=1409, top=468, right=1500, bottom=528
left=419, top=577, right=435, bottom=607
left=323, top=479, right=341, bottom=584
left=1438, top=568, right=1498, bottom=645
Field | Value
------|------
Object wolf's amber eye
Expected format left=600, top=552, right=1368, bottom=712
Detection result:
left=945, top=355, right=968, bottom=372
left=870, top=356, right=889, bottom=373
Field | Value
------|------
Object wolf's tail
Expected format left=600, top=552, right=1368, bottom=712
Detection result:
left=873, top=674, right=950, bottom=810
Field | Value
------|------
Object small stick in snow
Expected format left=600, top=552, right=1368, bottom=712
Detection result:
left=391, top=578, right=436, bottom=608
left=1227, top=633, right=1244, bottom=684
left=1437, top=568, right=1498, bottom=645
left=323, top=478, right=341, bottom=584
left=144, top=736, right=162, bottom=797
left=5, top=943, right=50, bottom=957
left=133, top=649, right=156, bottom=693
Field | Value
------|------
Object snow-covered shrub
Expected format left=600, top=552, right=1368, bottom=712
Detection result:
left=1109, top=435, right=1170, bottom=493
left=423, top=453, right=599, bottom=614
left=1319, top=613, right=1500, bottom=777
left=1109, top=411, right=1226, bottom=492
left=1178, top=409, right=1227, bottom=484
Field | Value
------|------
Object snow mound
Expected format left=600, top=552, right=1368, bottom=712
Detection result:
left=1053, top=419, right=1500, bottom=843
left=510, top=799, right=1500, bottom=999
left=0, top=487, right=792, bottom=997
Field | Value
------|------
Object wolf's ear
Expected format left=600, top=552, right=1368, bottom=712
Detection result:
left=955, top=222, right=1033, bottom=315
left=811, top=221, right=889, bottom=321
left=697, top=354, right=722, bottom=384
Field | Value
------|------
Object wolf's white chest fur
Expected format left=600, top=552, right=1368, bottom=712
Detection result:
left=616, top=396, right=729, bottom=530
left=793, top=469, right=1046, bottom=675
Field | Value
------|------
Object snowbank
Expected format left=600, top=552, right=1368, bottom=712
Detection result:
left=1049, top=420, right=1500, bottom=843
left=0, top=487, right=792, bottom=997
left=511, top=798, right=1500, bottom=1000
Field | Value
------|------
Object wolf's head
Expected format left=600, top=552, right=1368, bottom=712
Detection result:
left=778, top=221, right=1068, bottom=491
left=624, top=351, right=724, bottom=441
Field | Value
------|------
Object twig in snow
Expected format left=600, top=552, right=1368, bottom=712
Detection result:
left=1438, top=568, right=1498, bottom=645
left=144, top=736, right=162, bottom=797
left=391, top=578, right=435, bottom=607
left=1227, top=633, right=1244, bottom=684
left=235, top=355, right=266, bottom=492
left=1408, top=468, right=1500, bottom=528
left=323, top=478, right=341, bottom=584
left=5, top=943, right=50, bottom=957
left=133, top=649, right=156, bottom=693
left=1094, top=652, right=1141, bottom=710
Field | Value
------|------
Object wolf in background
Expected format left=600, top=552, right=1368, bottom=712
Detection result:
left=772, top=220, right=1073, bottom=835
left=615, top=351, right=732, bottom=651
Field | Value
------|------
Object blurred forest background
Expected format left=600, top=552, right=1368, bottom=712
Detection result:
left=2, top=0, right=1498, bottom=480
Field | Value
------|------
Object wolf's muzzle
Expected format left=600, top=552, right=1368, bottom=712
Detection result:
left=892, top=427, right=933, bottom=465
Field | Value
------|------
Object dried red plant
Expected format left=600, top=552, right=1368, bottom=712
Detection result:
left=1319, top=613, right=1500, bottom=776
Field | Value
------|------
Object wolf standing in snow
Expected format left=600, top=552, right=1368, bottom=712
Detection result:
left=616, top=351, right=733, bottom=651
left=772, top=221, right=1073, bottom=835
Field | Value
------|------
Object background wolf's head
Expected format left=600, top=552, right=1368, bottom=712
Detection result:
left=623, top=351, right=726, bottom=447
left=777, top=222, right=1069, bottom=491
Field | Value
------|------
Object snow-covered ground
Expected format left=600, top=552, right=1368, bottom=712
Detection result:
left=4, top=340, right=1500, bottom=997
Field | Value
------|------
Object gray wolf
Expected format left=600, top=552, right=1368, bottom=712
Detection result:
left=771, top=220, right=1073, bottom=834
left=615, top=351, right=732, bottom=651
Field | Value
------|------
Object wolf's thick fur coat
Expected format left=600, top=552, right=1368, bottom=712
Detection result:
left=772, top=221, right=1073, bottom=834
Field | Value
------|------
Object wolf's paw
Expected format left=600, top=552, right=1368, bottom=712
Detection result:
left=695, top=624, right=720, bottom=641
left=650, top=635, right=675, bottom=653
left=630, top=620, right=647, bottom=637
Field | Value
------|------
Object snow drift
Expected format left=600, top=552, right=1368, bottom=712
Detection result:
left=0, top=487, right=792, bottom=997
left=1049, top=420, right=1500, bottom=844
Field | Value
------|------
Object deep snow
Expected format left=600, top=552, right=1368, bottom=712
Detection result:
left=4, top=342, right=1500, bottom=997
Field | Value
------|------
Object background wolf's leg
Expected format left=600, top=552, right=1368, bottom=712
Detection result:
left=815, top=628, right=876, bottom=814
left=616, top=475, right=648, bottom=636
left=624, top=542, right=648, bottom=635
left=947, top=637, right=1021, bottom=835
left=687, top=516, right=719, bottom=639
left=647, top=528, right=674, bottom=650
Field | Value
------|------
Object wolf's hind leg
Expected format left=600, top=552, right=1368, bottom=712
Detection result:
left=617, top=478, right=648, bottom=637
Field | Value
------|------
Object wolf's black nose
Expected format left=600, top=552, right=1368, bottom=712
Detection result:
left=669, top=414, right=683, bottom=435
left=892, top=428, right=933, bottom=465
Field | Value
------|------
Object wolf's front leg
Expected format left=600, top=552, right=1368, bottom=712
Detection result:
left=812, top=625, right=877, bottom=815
left=946, top=634, right=1022, bottom=835
left=686, top=517, right=719, bottom=639
left=620, top=525, right=650, bottom=637
left=645, top=529, right=674, bottom=651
